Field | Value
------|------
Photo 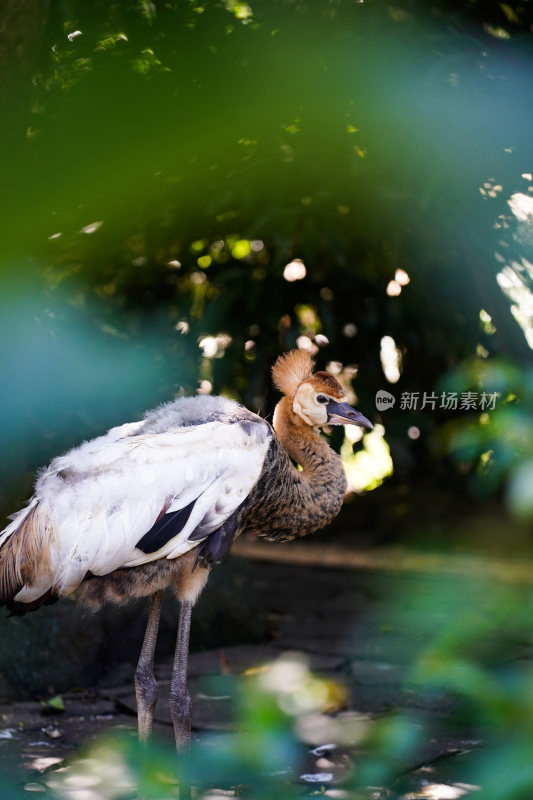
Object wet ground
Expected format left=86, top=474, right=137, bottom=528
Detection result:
left=1, top=541, right=524, bottom=798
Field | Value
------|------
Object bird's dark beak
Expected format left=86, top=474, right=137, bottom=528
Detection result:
left=326, top=400, right=373, bottom=430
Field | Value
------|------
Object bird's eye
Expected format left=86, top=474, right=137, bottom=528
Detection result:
left=316, top=394, right=329, bottom=404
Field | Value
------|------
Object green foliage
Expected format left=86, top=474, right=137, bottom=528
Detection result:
left=440, top=359, right=533, bottom=516
left=4, top=654, right=353, bottom=798
left=408, top=581, right=533, bottom=799
left=346, top=574, right=533, bottom=799
left=6, top=580, right=533, bottom=799
left=40, top=694, right=65, bottom=714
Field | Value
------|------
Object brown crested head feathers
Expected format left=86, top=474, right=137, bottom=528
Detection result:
left=272, top=350, right=314, bottom=397
left=272, top=350, right=345, bottom=400
left=309, top=371, right=346, bottom=399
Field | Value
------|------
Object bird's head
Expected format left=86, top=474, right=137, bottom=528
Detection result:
left=272, top=350, right=373, bottom=430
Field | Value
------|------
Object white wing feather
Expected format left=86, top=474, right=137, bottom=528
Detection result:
left=9, top=415, right=270, bottom=602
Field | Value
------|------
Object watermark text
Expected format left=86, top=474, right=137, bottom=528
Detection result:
left=376, top=390, right=499, bottom=412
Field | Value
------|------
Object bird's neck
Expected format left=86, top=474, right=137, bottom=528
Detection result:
left=272, top=396, right=347, bottom=521
left=273, top=398, right=330, bottom=471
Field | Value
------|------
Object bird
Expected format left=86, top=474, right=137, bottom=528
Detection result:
left=0, top=349, right=372, bottom=752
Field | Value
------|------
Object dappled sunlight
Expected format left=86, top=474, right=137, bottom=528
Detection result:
left=258, top=653, right=333, bottom=715
left=386, top=279, right=402, bottom=296
left=283, top=259, right=307, bottom=282
left=325, top=361, right=359, bottom=404
left=223, top=0, right=254, bottom=24
left=343, top=323, right=357, bottom=337
left=493, top=180, right=533, bottom=349
left=479, top=309, right=496, bottom=335
left=190, top=270, right=207, bottom=285
left=380, top=335, right=402, bottom=383
left=341, top=423, right=393, bottom=493
left=345, top=423, right=364, bottom=445
left=295, top=304, right=319, bottom=332
left=508, top=192, right=533, bottom=222
left=496, top=263, right=533, bottom=348
left=80, top=221, right=103, bottom=235
left=479, top=179, right=503, bottom=199
left=198, top=379, right=213, bottom=394
left=45, top=749, right=138, bottom=799
left=386, top=269, right=410, bottom=296
left=296, top=334, right=318, bottom=354
left=199, top=333, right=232, bottom=358
left=231, top=239, right=251, bottom=259
left=395, top=268, right=410, bottom=286
left=327, top=360, right=343, bottom=375
left=419, top=783, right=479, bottom=799
left=30, top=756, right=64, bottom=772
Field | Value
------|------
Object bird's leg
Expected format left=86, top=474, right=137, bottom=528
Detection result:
left=134, top=591, right=163, bottom=744
left=169, top=599, right=193, bottom=751
left=169, top=554, right=209, bottom=800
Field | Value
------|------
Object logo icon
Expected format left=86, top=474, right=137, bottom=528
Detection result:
left=376, top=390, right=396, bottom=411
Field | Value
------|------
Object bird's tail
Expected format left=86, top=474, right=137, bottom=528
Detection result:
left=0, top=499, right=53, bottom=607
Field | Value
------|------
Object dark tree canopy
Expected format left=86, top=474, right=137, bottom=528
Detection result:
left=1, top=0, right=532, bottom=518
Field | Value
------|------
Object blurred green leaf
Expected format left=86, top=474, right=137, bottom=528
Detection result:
left=40, top=695, right=65, bottom=714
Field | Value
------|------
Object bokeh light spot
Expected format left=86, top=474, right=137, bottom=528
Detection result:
left=80, top=221, right=103, bottom=234
left=198, top=379, right=212, bottom=394
left=386, top=280, right=402, bottom=296
left=284, top=259, right=306, bottom=282
left=395, top=268, right=410, bottom=285
left=380, top=336, right=402, bottom=383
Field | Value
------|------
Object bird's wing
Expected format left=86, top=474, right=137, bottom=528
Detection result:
left=8, top=416, right=271, bottom=602
left=44, top=420, right=148, bottom=477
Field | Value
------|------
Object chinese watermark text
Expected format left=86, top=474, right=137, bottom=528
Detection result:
left=376, top=390, right=499, bottom=412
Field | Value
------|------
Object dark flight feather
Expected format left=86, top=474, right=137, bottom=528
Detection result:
left=5, top=589, right=59, bottom=616
left=193, top=515, right=239, bottom=568
left=136, top=497, right=198, bottom=554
